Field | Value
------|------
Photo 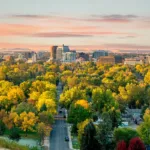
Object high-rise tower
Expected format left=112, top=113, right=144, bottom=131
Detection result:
left=50, top=46, right=58, bottom=60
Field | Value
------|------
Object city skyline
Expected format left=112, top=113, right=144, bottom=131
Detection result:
left=0, top=0, right=150, bottom=51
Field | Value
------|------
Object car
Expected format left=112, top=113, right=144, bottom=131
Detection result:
left=65, top=136, right=69, bottom=141
left=59, top=110, right=62, bottom=113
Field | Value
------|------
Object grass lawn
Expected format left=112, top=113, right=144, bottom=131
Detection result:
left=4, top=129, right=39, bottom=140
left=71, top=133, right=80, bottom=149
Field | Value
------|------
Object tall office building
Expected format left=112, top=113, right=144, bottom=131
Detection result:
left=50, top=46, right=57, bottom=60
left=56, top=44, right=70, bottom=60
left=62, top=51, right=76, bottom=62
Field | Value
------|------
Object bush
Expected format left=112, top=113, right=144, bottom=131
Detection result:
left=114, top=128, right=139, bottom=144
left=117, top=140, right=127, bottom=150
left=128, top=137, right=146, bottom=150
left=0, top=120, right=5, bottom=135
left=0, top=138, right=28, bottom=150
left=9, top=127, right=21, bottom=141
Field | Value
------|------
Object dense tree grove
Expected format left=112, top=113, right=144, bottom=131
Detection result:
left=0, top=62, right=58, bottom=145
left=58, top=62, right=150, bottom=149
left=0, top=61, right=150, bottom=149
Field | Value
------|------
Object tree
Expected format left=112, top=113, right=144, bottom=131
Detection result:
left=0, top=96, right=11, bottom=111
left=117, top=141, right=127, bottom=150
left=0, top=80, right=13, bottom=96
left=3, top=112, right=18, bottom=129
left=7, top=86, right=25, bottom=105
left=80, top=121, right=100, bottom=150
left=38, top=111, right=54, bottom=125
left=14, top=102, right=37, bottom=115
left=68, top=105, right=91, bottom=133
left=144, top=71, right=150, bottom=84
left=60, top=87, right=86, bottom=109
left=28, top=91, right=40, bottom=105
left=20, top=81, right=32, bottom=97
left=92, top=88, right=117, bottom=113
left=37, top=97, right=56, bottom=114
left=92, top=88, right=121, bottom=128
left=67, top=76, right=79, bottom=89
left=128, top=137, right=146, bottom=150
left=114, top=128, right=139, bottom=145
left=118, top=83, right=146, bottom=108
left=137, top=108, right=150, bottom=145
left=96, top=112, right=113, bottom=150
left=37, top=122, right=52, bottom=145
left=75, top=100, right=89, bottom=109
left=15, top=112, right=38, bottom=135
left=77, top=119, right=90, bottom=143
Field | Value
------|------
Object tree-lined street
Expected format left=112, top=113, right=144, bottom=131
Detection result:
left=50, top=82, right=70, bottom=150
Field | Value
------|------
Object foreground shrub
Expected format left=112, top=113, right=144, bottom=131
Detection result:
left=117, top=140, right=127, bottom=150
left=0, top=138, right=39, bottom=150
left=114, top=128, right=139, bottom=144
left=9, top=127, right=21, bottom=141
left=128, top=137, right=146, bottom=150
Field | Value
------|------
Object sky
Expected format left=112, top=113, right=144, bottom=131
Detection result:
left=0, top=0, right=150, bottom=51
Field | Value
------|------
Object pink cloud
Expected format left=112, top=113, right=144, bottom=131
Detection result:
left=0, top=42, right=49, bottom=50
left=0, top=23, right=41, bottom=36
left=0, top=23, right=137, bottom=38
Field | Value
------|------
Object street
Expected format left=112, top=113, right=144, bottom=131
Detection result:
left=49, top=82, right=70, bottom=150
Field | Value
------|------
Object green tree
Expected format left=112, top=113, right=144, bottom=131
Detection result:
left=14, top=102, right=37, bottom=115
left=137, top=109, right=150, bottom=145
left=96, top=112, right=113, bottom=150
left=68, top=105, right=91, bottom=133
left=80, top=121, right=100, bottom=150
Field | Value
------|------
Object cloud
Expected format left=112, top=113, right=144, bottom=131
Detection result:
left=10, top=14, right=49, bottom=19
left=32, top=32, right=92, bottom=37
left=32, top=31, right=136, bottom=38
left=0, top=23, right=41, bottom=36
left=0, top=42, right=49, bottom=50
left=91, top=14, right=138, bottom=23
left=0, top=23, right=136, bottom=38
left=118, top=35, right=138, bottom=39
left=8, top=13, right=139, bottom=23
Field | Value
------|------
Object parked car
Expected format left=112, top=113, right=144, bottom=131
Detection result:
left=59, top=110, right=62, bottom=113
left=65, top=136, right=69, bottom=141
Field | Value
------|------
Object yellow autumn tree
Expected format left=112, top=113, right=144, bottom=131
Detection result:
left=37, top=122, right=52, bottom=145
left=7, top=86, right=25, bottom=104
left=3, top=112, right=18, bottom=129
left=37, top=98, right=57, bottom=114
left=75, top=99, right=89, bottom=109
left=77, top=119, right=90, bottom=142
left=15, top=112, right=38, bottom=133
left=144, top=71, right=150, bottom=84
left=28, top=91, right=41, bottom=105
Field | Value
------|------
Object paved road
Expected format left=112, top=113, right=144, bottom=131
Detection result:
left=49, top=82, right=70, bottom=150
left=50, top=119, right=70, bottom=150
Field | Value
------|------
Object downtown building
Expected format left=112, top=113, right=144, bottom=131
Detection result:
left=50, top=44, right=76, bottom=62
left=92, top=50, right=108, bottom=60
left=62, top=51, right=76, bottom=63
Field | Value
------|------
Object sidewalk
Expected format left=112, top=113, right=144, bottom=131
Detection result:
left=43, top=136, right=50, bottom=150
left=65, top=109, right=79, bottom=150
